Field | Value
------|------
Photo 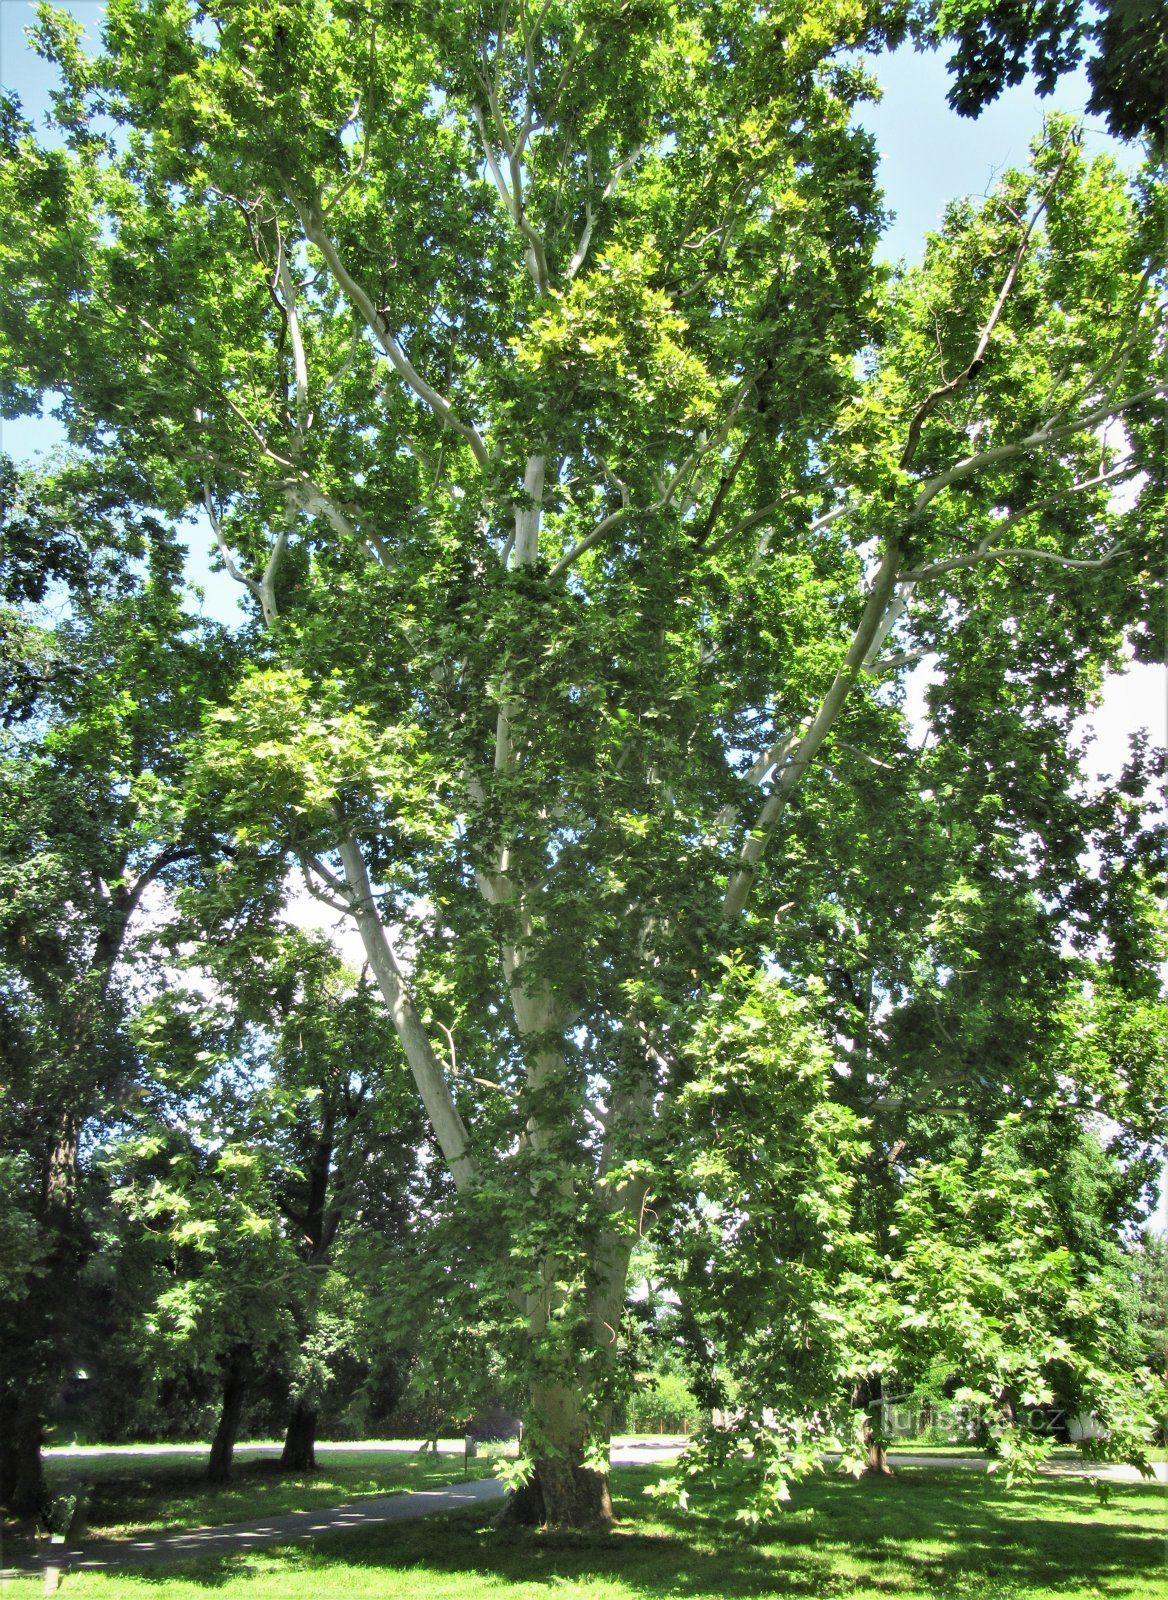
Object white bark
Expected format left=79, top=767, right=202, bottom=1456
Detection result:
left=337, top=836, right=477, bottom=1191
left=276, top=235, right=310, bottom=439
left=722, top=540, right=902, bottom=920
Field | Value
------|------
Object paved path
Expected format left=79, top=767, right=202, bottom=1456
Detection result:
left=823, top=1452, right=1168, bottom=1482
left=0, top=1477, right=506, bottom=1580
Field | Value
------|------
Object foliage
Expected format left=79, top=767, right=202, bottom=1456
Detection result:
left=0, top=458, right=228, bottom=1509
left=921, top=0, right=1168, bottom=150
left=0, top=0, right=1163, bottom=1525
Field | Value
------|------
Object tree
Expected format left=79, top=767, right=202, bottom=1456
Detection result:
left=103, top=921, right=432, bottom=1478
left=189, top=927, right=430, bottom=1472
left=922, top=0, right=1168, bottom=151
left=1, top=0, right=1163, bottom=1525
left=1134, top=1232, right=1168, bottom=1396
left=0, top=461, right=222, bottom=1512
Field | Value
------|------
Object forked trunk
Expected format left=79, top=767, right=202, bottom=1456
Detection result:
left=280, top=1402, right=318, bottom=1472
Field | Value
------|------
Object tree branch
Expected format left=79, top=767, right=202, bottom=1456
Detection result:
left=722, top=540, right=902, bottom=921
left=472, top=90, right=550, bottom=293
left=275, top=224, right=311, bottom=440
left=203, top=481, right=265, bottom=611
left=337, top=836, right=478, bottom=1191
left=565, top=145, right=644, bottom=282
left=294, top=848, right=353, bottom=914
left=907, top=385, right=1165, bottom=521
left=548, top=447, right=702, bottom=578
left=123, top=844, right=201, bottom=918
left=290, top=191, right=490, bottom=465
left=904, top=541, right=1126, bottom=582
left=899, top=141, right=1074, bottom=471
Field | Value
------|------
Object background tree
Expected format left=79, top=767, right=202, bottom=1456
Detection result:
left=920, top=0, right=1168, bottom=150
left=104, top=921, right=433, bottom=1478
left=0, top=463, right=223, bottom=1512
left=190, top=927, right=431, bottom=1472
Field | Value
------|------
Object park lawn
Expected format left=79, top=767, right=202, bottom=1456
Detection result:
left=36, top=1464, right=1168, bottom=1600
left=42, top=1448, right=467, bottom=1540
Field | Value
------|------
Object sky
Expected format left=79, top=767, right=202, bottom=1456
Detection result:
left=2, top=4, right=1165, bottom=1216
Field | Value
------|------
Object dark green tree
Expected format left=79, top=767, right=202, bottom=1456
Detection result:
left=0, top=462, right=225, bottom=1512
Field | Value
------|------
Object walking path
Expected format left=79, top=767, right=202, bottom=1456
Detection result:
left=2, top=1440, right=1163, bottom=1581
left=4, top=1477, right=506, bottom=1578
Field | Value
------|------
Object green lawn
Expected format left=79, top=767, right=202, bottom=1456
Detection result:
left=10, top=1463, right=1164, bottom=1599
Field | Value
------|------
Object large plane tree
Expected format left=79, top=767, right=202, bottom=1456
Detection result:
left=1, top=0, right=1164, bottom=1525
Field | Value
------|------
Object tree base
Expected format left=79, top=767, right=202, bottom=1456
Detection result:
left=500, top=1462, right=615, bottom=1529
left=280, top=1406, right=318, bottom=1473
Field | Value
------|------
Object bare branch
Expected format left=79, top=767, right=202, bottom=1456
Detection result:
left=295, top=850, right=352, bottom=915
left=275, top=226, right=311, bottom=438
left=861, top=583, right=912, bottom=671
left=203, top=474, right=286, bottom=626
left=123, top=844, right=200, bottom=918
left=337, top=836, right=478, bottom=1191
left=908, top=385, right=1166, bottom=521
left=472, top=103, right=516, bottom=214
left=548, top=445, right=704, bottom=578
left=834, top=741, right=897, bottom=771
left=256, top=525, right=289, bottom=625
left=202, top=481, right=265, bottom=611
left=989, top=460, right=1140, bottom=535
left=511, top=452, right=546, bottom=566
left=548, top=503, right=635, bottom=578
left=710, top=729, right=799, bottom=838
left=870, top=648, right=925, bottom=674
left=905, top=541, right=1126, bottom=582
left=566, top=145, right=644, bottom=282
left=472, top=85, right=550, bottom=293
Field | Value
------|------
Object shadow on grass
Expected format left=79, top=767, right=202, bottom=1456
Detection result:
left=111, top=1465, right=1167, bottom=1599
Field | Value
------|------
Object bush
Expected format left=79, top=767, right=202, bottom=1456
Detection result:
left=623, top=1372, right=703, bottom=1434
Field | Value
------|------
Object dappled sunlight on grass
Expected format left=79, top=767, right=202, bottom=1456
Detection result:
left=49, top=1463, right=1166, bottom=1599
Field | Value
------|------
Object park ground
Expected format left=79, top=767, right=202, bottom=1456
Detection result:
left=1, top=1440, right=1166, bottom=1598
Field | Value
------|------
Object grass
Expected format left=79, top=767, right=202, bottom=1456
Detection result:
left=5, top=1462, right=1164, bottom=1599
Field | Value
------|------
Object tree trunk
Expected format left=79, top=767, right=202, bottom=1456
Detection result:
left=207, top=1352, right=248, bottom=1484
left=502, top=1381, right=615, bottom=1529
left=0, top=1390, right=48, bottom=1518
left=280, top=1402, right=318, bottom=1472
left=853, top=1375, right=893, bottom=1477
